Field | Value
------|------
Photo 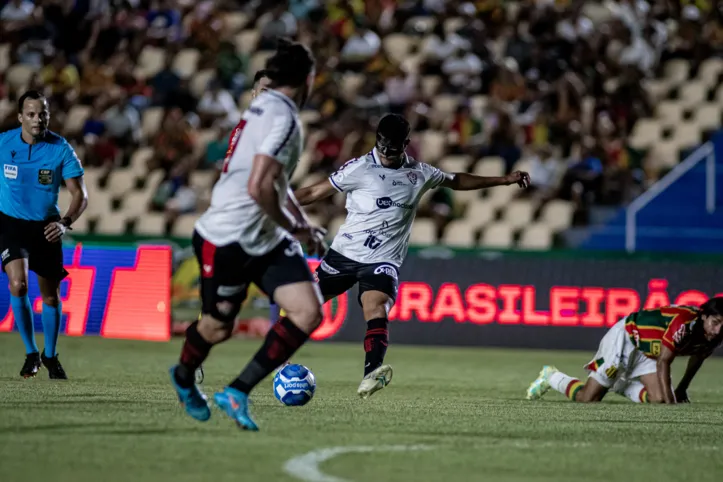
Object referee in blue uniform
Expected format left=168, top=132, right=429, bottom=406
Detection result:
left=0, top=90, right=88, bottom=379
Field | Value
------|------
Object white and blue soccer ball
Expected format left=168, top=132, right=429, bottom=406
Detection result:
left=273, top=364, right=316, bottom=406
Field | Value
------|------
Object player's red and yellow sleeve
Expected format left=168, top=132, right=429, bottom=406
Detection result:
left=660, top=307, right=698, bottom=351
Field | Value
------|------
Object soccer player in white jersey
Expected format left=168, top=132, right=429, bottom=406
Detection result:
left=169, top=39, right=326, bottom=431
left=295, top=114, right=531, bottom=398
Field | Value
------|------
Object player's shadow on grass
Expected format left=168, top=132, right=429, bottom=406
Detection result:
left=0, top=400, right=144, bottom=407
left=0, top=422, right=199, bottom=436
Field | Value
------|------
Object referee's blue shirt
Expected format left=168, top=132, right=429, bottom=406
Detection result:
left=0, top=128, right=84, bottom=221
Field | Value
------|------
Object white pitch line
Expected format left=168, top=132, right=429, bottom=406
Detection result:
left=283, top=444, right=433, bottom=482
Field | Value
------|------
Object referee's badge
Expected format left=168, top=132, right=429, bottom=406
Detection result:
left=38, top=169, right=53, bottom=185
left=4, top=164, right=17, bottom=179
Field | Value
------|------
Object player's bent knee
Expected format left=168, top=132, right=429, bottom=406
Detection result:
left=42, top=295, right=60, bottom=307
left=8, top=278, right=28, bottom=297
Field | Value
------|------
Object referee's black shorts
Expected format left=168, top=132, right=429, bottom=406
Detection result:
left=0, top=212, right=68, bottom=281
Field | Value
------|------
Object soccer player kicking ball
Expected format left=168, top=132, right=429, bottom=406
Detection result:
left=527, top=297, right=723, bottom=404
left=0, top=90, right=88, bottom=379
left=169, top=39, right=327, bottom=431
left=294, top=113, right=531, bottom=398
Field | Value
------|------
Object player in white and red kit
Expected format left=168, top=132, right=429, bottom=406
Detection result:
left=295, top=114, right=531, bottom=398
left=169, top=39, right=325, bottom=431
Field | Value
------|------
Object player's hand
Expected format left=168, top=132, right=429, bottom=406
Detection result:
left=674, top=388, right=691, bottom=403
left=292, top=224, right=328, bottom=258
left=44, top=221, right=67, bottom=243
left=505, top=171, right=531, bottom=188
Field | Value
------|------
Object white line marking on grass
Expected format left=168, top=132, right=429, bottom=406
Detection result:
left=283, top=444, right=433, bottom=482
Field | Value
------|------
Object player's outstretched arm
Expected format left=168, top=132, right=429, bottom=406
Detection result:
left=440, top=171, right=531, bottom=191
left=249, top=154, right=299, bottom=232
left=294, top=177, right=338, bottom=206
left=674, top=354, right=708, bottom=403
left=656, top=345, right=678, bottom=404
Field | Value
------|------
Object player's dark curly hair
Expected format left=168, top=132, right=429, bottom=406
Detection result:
left=700, top=297, right=723, bottom=318
left=264, top=38, right=315, bottom=89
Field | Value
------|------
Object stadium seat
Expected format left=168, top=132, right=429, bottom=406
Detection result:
left=443, top=220, right=477, bottom=248
left=69, top=213, right=91, bottom=234
left=410, top=219, right=437, bottom=245
left=172, top=213, right=200, bottom=237
left=655, top=100, right=684, bottom=128
left=224, top=12, right=249, bottom=34
left=664, top=59, right=689, bottom=86
left=679, top=80, right=707, bottom=109
left=420, top=130, right=446, bottom=164
left=190, top=170, right=217, bottom=191
left=383, top=34, right=416, bottom=64
left=480, top=223, right=513, bottom=249
left=473, top=157, right=505, bottom=177
left=539, top=200, right=574, bottom=231
left=0, top=44, right=9, bottom=73
left=65, top=105, right=92, bottom=136
left=141, top=107, right=165, bottom=140
left=694, top=104, right=722, bottom=132
left=649, top=140, right=679, bottom=170
left=698, top=58, right=723, bottom=87
left=6, top=64, right=35, bottom=92
left=432, top=95, right=461, bottom=122
left=629, top=118, right=662, bottom=149
left=250, top=51, right=274, bottom=78
left=107, top=169, right=138, bottom=197
left=518, top=223, right=553, bottom=250
left=135, top=212, right=167, bottom=236
left=122, top=191, right=154, bottom=218
left=500, top=199, right=535, bottom=229
left=134, top=46, right=166, bottom=78
left=439, top=155, right=471, bottom=173
left=485, top=184, right=518, bottom=209
left=642, top=78, right=672, bottom=103
left=96, top=212, right=129, bottom=235
left=464, top=199, right=495, bottom=228
left=234, top=29, right=260, bottom=55
left=129, top=147, right=155, bottom=174
left=172, top=49, right=201, bottom=79
left=340, top=73, right=366, bottom=102
left=420, top=75, right=442, bottom=98
left=190, top=69, right=216, bottom=98
left=672, top=123, right=701, bottom=152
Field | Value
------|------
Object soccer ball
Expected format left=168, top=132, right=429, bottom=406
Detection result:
left=273, top=364, right=316, bottom=406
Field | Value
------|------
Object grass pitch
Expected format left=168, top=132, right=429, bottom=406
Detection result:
left=0, top=334, right=721, bottom=482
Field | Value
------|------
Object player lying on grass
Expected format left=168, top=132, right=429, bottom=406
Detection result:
left=527, top=297, right=723, bottom=404
left=294, top=113, right=530, bottom=399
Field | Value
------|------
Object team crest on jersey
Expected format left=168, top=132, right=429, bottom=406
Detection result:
left=604, top=365, right=618, bottom=379
left=651, top=341, right=662, bottom=356
left=406, top=172, right=418, bottom=185
left=38, top=169, right=53, bottom=185
left=4, top=164, right=17, bottom=179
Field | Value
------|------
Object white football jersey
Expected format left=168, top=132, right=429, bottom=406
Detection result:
left=195, top=90, right=302, bottom=255
left=329, top=148, right=448, bottom=266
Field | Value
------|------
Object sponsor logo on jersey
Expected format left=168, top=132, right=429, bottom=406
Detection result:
left=379, top=174, right=386, bottom=180
left=373, top=264, right=398, bottom=279
left=376, top=197, right=413, bottom=210
left=392, top=180, right=405, bottom=186
left=651, top=340, right=662, bottom=356
left=1, top=249, right=8, bottom=260
left=672, top=324, right=687, bottom=343
left=248, top=106, right=264, bottom=115
left=407, top=172, right=418, bottom=185
left=342, top=233, right=353, bottom=240
left=38, top=168, right=53, bottom=185
left=217, top=285, right=244, bottom=297
left=3, top=164, right=17, bottom=179
left=320, top=261, right=340, bottom=275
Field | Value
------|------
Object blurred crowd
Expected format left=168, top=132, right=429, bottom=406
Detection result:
left=1, top=0, right=722, bottom=238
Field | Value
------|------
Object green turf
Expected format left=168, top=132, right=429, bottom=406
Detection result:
left=1, top=334, right=721, bottom=482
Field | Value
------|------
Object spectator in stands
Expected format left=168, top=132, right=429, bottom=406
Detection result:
left=259, top=0, right=298, bottom=50
left=39, top=52, right=80, bottom=109
left=203, top=126, right=230, bottom=171
left=197, top=80, right=240, bottom=129
left=340, top=20, right=382, bottom=69
left=150, top=55, right=181, bottom=107
left=103, top=92, right=142, bottom=161
left=475, top=109, right=522, bottom=174
left=448, top=103, right=482, bottom=156
left=216, top=40, right=247, bottom=97
left=420, top=186, right=455, bottom=243
left=526, top=145, right=565, bottom=202
left=146, top=0, right=183, bottom=46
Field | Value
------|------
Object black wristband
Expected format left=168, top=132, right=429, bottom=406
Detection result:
left=61, top=217, right=73, bottom=230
